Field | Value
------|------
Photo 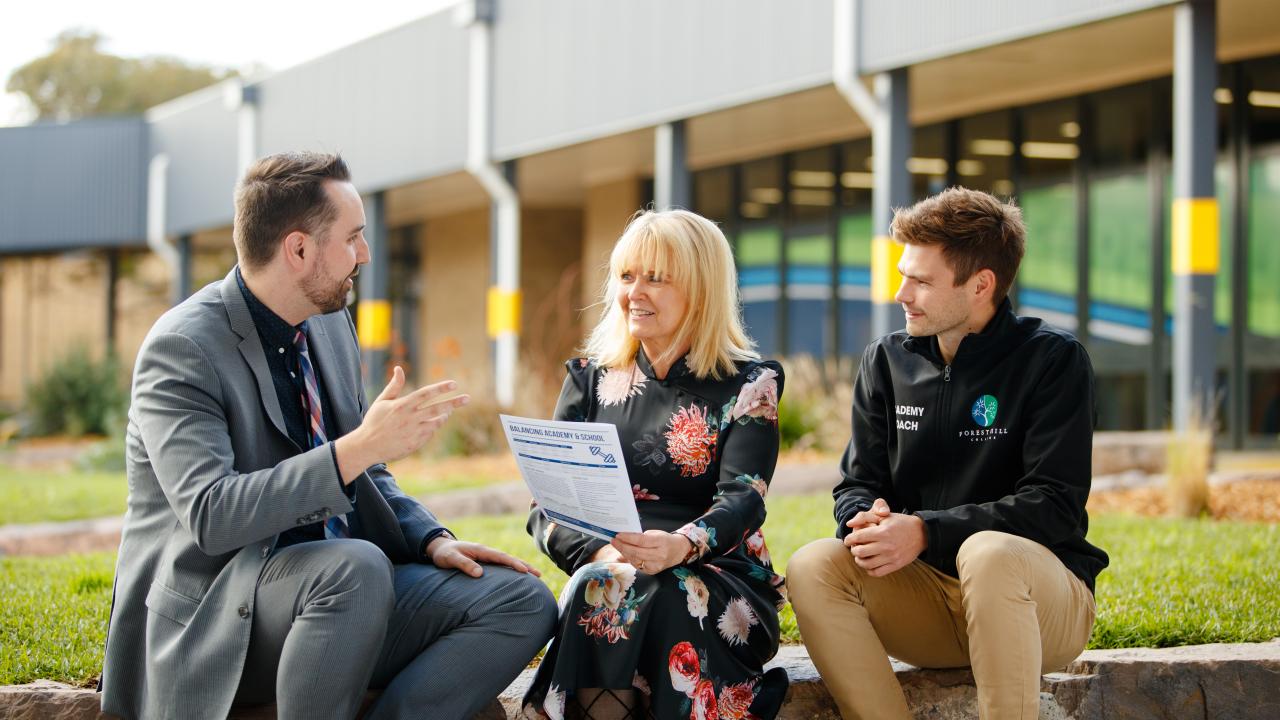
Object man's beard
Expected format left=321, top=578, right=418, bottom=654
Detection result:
left=303, top=261, right=356, bottom=314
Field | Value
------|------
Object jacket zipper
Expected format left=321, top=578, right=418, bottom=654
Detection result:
left=935, top=363, right=953, bottom=509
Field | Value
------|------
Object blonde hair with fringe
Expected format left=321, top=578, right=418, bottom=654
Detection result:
left=583, top=209, right=759, bottom=379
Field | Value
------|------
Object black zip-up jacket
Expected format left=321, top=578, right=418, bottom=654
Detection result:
left=833, top=298, right=1109, bottom=591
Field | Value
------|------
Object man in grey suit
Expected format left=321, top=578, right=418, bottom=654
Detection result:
left=100, top=152, right=558, bottom=720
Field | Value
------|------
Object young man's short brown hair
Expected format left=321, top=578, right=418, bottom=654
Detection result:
left=890, top=187, right=1026, bottom=305
left=233, top=152, right=351, bottom=270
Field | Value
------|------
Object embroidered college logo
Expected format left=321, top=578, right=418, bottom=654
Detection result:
left=971, top=395, right=998, bottom=428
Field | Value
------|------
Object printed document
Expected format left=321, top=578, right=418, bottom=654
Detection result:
left=500, top=414, right=642, bottom=541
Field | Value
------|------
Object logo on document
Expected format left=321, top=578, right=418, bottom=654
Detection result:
left=589, top=446, right=616, bottom=464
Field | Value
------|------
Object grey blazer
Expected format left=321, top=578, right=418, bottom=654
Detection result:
left=100, top=269, right=444, bottom=720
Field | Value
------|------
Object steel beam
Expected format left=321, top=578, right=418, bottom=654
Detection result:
left=655, top=121, right=690, bottom=210
left=871, top=68, right=910, bottom=339
left=358, top=191, right=390, bottom=396
left=1171, top=0, right=1218, bottom=431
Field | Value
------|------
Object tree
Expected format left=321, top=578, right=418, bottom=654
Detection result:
left=5, top=30, right=233, bottom=122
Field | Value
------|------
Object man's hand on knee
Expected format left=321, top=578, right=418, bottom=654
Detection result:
left=427, top=536, right=542, bottom=578
left=844, top=500, right=927, bottom=577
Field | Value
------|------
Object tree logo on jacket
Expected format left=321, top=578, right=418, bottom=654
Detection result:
left=971, top=395, right=998, bottom=427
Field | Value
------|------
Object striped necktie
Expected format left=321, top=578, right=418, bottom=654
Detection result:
left=294, top=327, right=350, bottom=539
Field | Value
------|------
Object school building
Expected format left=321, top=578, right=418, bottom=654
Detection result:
left=1, top=0, right=1278, bottom=446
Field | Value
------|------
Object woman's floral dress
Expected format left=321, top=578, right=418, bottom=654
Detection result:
left=522, top=351, right=787, bottom=720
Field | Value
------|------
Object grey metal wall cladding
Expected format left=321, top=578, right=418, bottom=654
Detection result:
left=857, top=0, right=1178, bottom=73
left=148, top=89, right=240, bottom=236
left=257, top=13, right=469, bottom=192
left=0, top=117, right=146, bottom=252
left=492, top=0, right=835, bottom=158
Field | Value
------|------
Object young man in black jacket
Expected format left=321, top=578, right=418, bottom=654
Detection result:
left=787, top=187, right=1108, bottom=720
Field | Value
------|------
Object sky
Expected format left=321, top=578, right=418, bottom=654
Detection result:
left=1, top=0, right=458, bottom=126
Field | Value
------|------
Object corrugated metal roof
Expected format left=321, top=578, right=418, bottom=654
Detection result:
left=0, top=117, right=146, bottom=253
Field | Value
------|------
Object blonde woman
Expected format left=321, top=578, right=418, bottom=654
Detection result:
left=522, top=210, right=788, bottom=719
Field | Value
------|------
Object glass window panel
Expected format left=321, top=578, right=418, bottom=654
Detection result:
left=840, top=138, right=874, bottom=209
left=958, top=111, right=1014, bottom=196
left=1093, top=84, right=1153, bottom=169
left=1019, top=184, right=1077, bottom=300
left=736, top=226, right=782, bottom=357
left=1021, top=99, right=1080, bottom=182
left=912, top=124, right=948, bottom=200
left=1090, top=172, right=1152, bottom=316
left=388, top=225, right=422, bottom=381
left=838, top=139, right=873, bottom=358
left=1017, top=100, right=1078, bottom=330
left=1248, top=153, right=1280, bottom=339
left=1247, top=57, right=1280, bottom=145
left=1249, top=149, right=1280, bottom=438
left=1088, top=168, right=1157, bottom=442
left=786, top=148, right=835, bottom=358
left=740, top=158, right=783, bottom=223
left=789, top=147, right=836, bottom=227
left=693, top=167, right=733, bottom=225
left=838, top=212, right=873, bottom=357
left=1087, top=84, right=1155, bottom=429
left=786, top=232, right=832, bottom=358
left=1246, top=58, right=1280, bottom=439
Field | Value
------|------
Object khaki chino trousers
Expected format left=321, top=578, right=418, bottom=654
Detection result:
left=787, top=531, right=1095, bottom=720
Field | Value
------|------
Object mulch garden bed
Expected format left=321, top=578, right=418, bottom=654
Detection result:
left=1088, top=478, right=1280, bottom=523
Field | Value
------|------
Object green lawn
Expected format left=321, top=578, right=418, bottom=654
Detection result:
left=0, top=470, right=128, bottom=526
left=392, top=470, right=514, bottom=497
left=0, top=459, right=515, bottom=527
left=3, top=498, right=1278, bottom=686
left=1, top=552, right=115, bottom=687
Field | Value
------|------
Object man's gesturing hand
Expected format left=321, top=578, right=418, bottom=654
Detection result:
left=426, top=536, right=541, bottom=578
left=334, top=366, right=470, bottom=483
left=844, top=498, right=927, bottom=577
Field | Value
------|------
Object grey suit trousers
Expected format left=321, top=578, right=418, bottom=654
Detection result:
left=232, top=539, right=557, bottom=720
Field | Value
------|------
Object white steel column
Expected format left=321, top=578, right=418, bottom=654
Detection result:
left=458, top=0, right=521, bottom=408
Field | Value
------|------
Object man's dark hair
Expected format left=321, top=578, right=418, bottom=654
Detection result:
left=233, top=152, right=351, bottom=270
left=890, top=187, right=1026, bottom=305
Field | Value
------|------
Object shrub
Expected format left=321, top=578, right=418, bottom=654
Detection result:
left=430, top=398, right=510, bottom=457
left=1166, top=403, right=1214, bottom=518
left=76, top=414, right=129, bottom=472
left=24, top=347, right=126, bottom=437
left=776, top=354, right=854, bottom=453
left=776, top=396, right=817, bottom=450
left=425, top=365, right=562, bottom=458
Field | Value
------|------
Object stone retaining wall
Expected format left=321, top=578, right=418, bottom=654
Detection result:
left=6, top=641, right=1277, bottom=719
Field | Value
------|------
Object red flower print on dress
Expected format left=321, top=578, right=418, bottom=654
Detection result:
left=744, top=530, right=771, bottom=565
left=691, top=678, right=718, bottom=720
left=632, top=485, right=660, bottom=501
left=669, top=641, right=701, bottom=695
left=716, top=679, right=758, bottom=720
left=665, top=404, right=717, bottom=476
